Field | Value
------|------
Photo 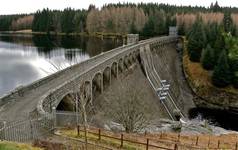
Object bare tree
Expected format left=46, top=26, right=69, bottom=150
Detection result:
left=11, top=15, right=33, bottom=31
left=44, top=61, right=91, bottom=149
left=86, top=6, right=147, bottom=34
left=102, top=78, right=150, bottom=133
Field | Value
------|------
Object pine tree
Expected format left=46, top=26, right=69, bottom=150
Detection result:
left=142, top=16, right=155, bottom=37
left=231, top=24, right=237, bottom=36
left=214, top=30, right=225, bottom=63
left=212, top=1, right=220, bottom=12
left=130, top=22, right=138, bottom=34
left=178, top=22, right=185, bottom=35
left=206, top=23, right=218, bottom=47
left=187, top=19, right=207, bottom=62
left=212, top=50, right=232, bottom=87
left=233, top=72, right=238, bottom=88
left=153, top=9, right=166, bottom=35
left=61, top=8, right=76, bottom=34
left=228, top=42, right=238, bottom=88
left=201, top=44, right=215, bottom=70
left=223, top=11, right=233, bottom=33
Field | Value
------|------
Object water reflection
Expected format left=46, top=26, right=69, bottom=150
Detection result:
left=0, top=34, right=122, bottom=96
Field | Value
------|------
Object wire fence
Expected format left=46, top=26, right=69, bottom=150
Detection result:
left=55, top=110, right=82, bottom=127
left=0, top=110, right=81, bottom=143
left=0, top=113, right=54, bottom=142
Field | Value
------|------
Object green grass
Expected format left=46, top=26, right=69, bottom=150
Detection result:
left=0, top=143, right=18, bottom=150
left=0, top=141, right=41, bottom=150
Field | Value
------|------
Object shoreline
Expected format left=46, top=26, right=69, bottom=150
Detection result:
left=0, top=30, right=127, bottom=39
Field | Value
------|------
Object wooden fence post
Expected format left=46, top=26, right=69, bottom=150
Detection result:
left=174, top=143, right=178, bottom=150
left=177, top=133, right=180, bottom=142
left=77, top=125, right=80, bottom=136
left=121, top=134, right=123, bottom=147
left=196, top=136, right=199, bottom=146
left=208, top=136, right=210, bottom=148
left=217, top=140, right=220, bottom=148
left=98, top=129, right=101, bottom=140
left=146, top=138, right=149, bottom=150
left=29, top=119, right=34, bottom=140
left=3, top=121, right=6, bottom=140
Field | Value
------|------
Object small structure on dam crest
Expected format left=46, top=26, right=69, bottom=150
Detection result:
left=127, top=34, right=139, bottom=45
left=169, top=26, right=178, bottom=36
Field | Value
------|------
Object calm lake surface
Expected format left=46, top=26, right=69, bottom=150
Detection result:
left=0, top=34, right=122, bottom=96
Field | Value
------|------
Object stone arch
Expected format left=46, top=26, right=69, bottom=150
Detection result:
left=136, top=49, right=140, bottom=57
left=56, top=92, right=75, bottom=111
left=132, top=51, right=137, bottom=62
left=103, top=66, right=111, bottom=90
left=111, top=62, right=118, bottom=79
left=118, top=58, right=124, bottom=73
left=129, top=53, right=133, bottom=64
left=124, top=55, right=129, bottom=69
left=92, top=72, right=103, bottom=98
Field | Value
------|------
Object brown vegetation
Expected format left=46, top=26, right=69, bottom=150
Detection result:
left=200, top=12, right=224, bottom=24
left=86, top=6, right=147, bottom=33
left=176, top=13, right=197, bottom=31
left=176, top=13, right=223, bottom=31
left=11, top=15, right=33, bottom=31
left=232, top=13, right=238, bottom=27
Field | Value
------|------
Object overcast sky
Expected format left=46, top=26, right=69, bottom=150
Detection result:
left=0, top=0, right=238, bottom=15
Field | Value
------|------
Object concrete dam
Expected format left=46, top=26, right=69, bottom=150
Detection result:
left=0, top=34, right=197, bottom=142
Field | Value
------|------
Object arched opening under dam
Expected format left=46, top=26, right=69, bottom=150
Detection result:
left=111, top=62, right=118, bottom=79
left=92, top=72, right=103, bottom=99
left=57, top=93, right=75, bottom=111
left=103, top=67, right=111, bottom=90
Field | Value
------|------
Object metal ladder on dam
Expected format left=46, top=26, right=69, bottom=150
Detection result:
left=140, top=45, right=185, bottom=121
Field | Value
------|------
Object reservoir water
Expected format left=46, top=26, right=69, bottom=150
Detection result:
left=0, top=34, right=122, bottom=97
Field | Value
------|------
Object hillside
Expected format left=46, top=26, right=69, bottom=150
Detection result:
left=183, top=39, right=238, bottom=112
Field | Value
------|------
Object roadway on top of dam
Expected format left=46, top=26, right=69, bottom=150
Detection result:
left=0, top=36, right=167, bottom=122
